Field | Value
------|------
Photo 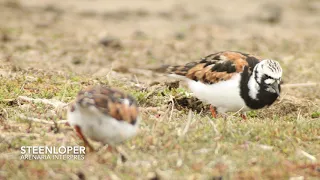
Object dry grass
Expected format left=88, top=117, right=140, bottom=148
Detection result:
left=0, top=0, right=319, bottom=179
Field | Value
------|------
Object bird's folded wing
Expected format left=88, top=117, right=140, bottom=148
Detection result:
left=168, top=51, right=262, bottom=84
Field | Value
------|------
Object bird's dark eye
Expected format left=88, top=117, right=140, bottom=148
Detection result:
left=265, top=74, right=273, bottom=79
left=263, top=75, right=275, bottom=84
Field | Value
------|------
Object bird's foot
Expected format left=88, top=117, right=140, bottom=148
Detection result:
left=240, top=113, right=247, bottom=120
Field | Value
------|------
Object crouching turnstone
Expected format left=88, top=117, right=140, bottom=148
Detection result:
left=167, top=51, right=283, bottom=119
left=67, top=86, right=140, bottom=152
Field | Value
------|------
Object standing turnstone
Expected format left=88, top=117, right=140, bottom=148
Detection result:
left=67, top=86, right=140, bottom=152
left=167, top=51, right=283, bottom=119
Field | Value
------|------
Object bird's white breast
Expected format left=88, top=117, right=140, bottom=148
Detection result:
left=186, top=74, right=249, bottom=113
left=67, top=104, right=139, bottom=145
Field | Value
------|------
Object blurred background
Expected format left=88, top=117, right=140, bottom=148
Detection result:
left=0, top=1, right=320, bottom=179
left=1, top=0, right=319, bottom=97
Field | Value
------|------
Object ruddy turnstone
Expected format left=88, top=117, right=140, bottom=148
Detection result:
left=167, top=51, right=283, bottom=119
left=67, top=86, right=140, bottom=152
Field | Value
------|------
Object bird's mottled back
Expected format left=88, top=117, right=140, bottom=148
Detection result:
left=71, top=86, right=139, bottom=125
left=167, top=51, right=262, bottom=84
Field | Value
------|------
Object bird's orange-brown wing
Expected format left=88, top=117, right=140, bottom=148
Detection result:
left=168, top=51, right=262, bottom=84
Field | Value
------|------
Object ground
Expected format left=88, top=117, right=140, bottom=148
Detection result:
left=0, top=0, right=319, bottom=179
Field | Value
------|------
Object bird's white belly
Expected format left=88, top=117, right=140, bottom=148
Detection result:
left=187, top=74, right=249, bottom=113
left=67, top=105, right=138, bottom=145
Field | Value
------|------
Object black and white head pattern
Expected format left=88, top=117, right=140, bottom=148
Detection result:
left=249, top=59, right=283, bottom=100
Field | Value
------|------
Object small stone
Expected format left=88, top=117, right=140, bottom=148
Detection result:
left=258, top=3, right=282, bottom=24
left=72, top=58, right=83, bottom=65
left=212, top=176, right=223, bottom=180
left=174, top=32, right=185, bottom=40
left=133, top=30, right=147, bottom=39
left=77, top=171, right=85, bottom=180
left=99, top=36, right=122, bottom=49
left=1, top=34, right=11, bottom=42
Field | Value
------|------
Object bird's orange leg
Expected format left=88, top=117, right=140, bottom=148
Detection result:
left=240, top=113, right=247, bottom=120
left=74, top=125, right=94, bottom=152
left=210, top=105, right=217, bottom=118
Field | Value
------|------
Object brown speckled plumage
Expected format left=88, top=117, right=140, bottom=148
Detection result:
left=71, top=86, right=139, bottom=125
left=168, top=51, right=262, bottom=84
